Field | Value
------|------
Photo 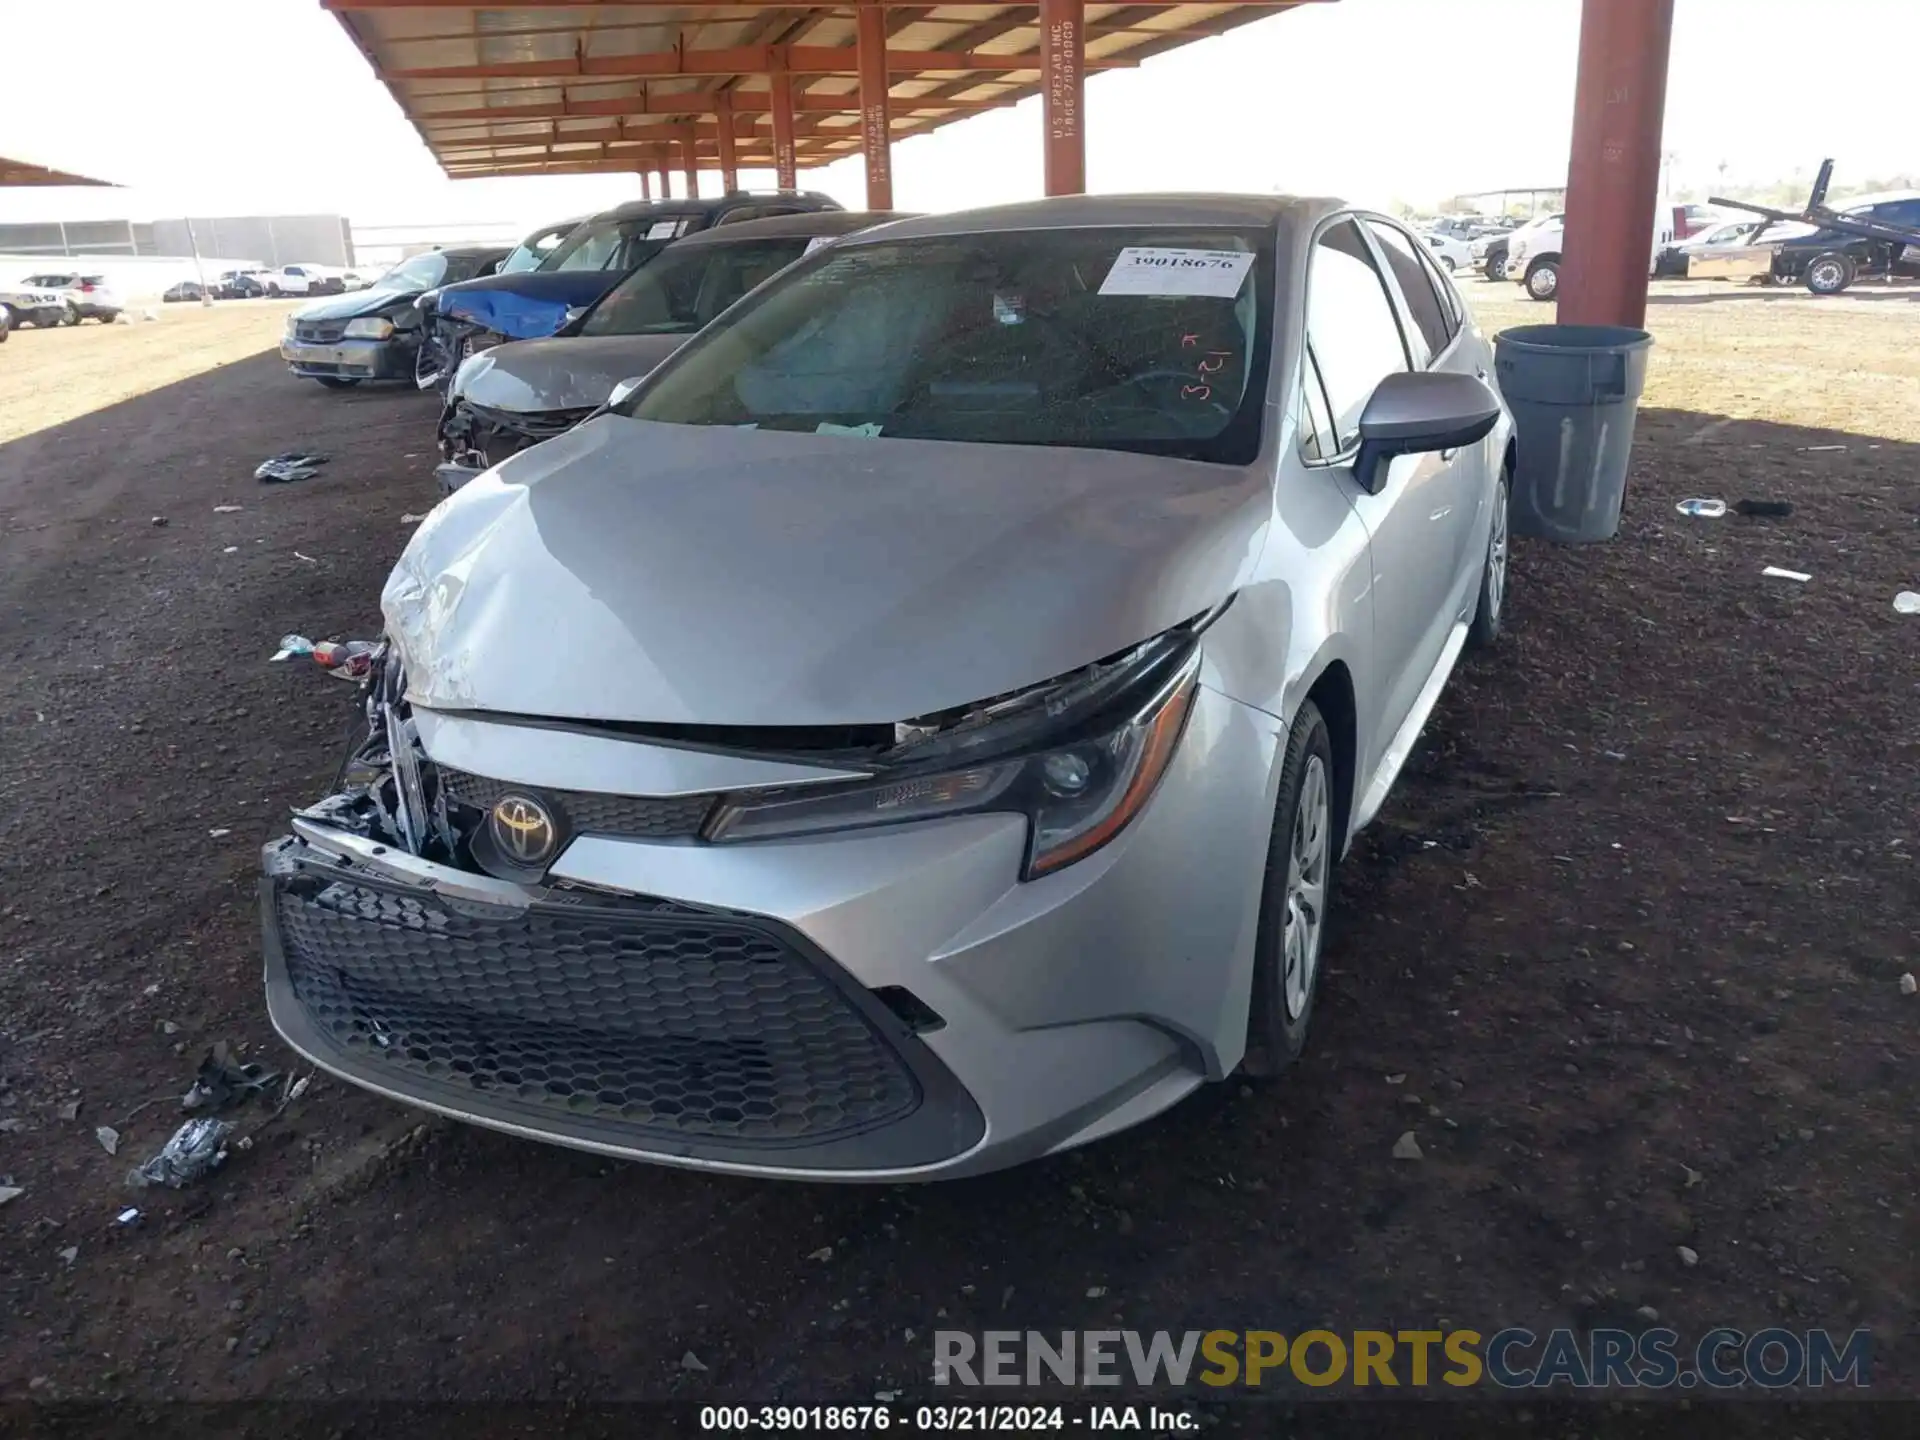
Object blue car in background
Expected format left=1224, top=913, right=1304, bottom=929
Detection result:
left=414, top=190, right=842, bottom=389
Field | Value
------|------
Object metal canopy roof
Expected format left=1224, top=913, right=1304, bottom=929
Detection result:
left=323, top=0, right=1329, bottom=179
left=0, top=154, right=116, bottom=187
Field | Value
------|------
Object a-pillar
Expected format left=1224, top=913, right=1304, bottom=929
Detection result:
left=856, top=2, right=893, bottom=210
left=770, top=50, right=798, bottom=191
left=678, top=125, right=700, bottom=199
left=1041, top=0, right=1085, bottom=195
left=1558, top=0, right=1675, bottom=327
left=716, top=92, right=740, bottom=194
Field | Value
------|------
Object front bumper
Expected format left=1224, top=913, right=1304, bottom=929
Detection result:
left=281, top=335, right=415, bottom=381
left=263, top=685, right=1284, bottom=1179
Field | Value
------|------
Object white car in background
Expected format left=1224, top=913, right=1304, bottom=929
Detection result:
left=259, top=265, right=346, bottom=297
left=22, top=271, right=124, bottom=324
left=1418, top=231, right=1473, bottom=273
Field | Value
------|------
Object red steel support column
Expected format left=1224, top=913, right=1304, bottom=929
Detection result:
left=1041, top=0, right=1084, bottom=195
left=679, top=126, right=700, bottom=199
left=856, top=2, right=893, bottom=210
left=1558, top=0, right=1675, bottom=328
left=657, top=165, right=673, bottom=199
left=715, top=91, right=740, bottom=194
left=770, top=52, right=798, bottom=190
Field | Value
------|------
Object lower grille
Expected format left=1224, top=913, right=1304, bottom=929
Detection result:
left=436, top=766, right=715, bottom=839
left=273, top=871, right=920, bottom=1146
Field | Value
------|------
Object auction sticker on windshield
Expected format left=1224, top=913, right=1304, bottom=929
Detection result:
left=1099, top=247, right=1255, bottom=298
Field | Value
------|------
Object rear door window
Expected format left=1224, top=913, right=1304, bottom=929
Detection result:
left=1364, top=220, right=1452, bottom=365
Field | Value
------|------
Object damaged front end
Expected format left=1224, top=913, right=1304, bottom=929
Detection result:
left=434, top=396, right=599, bottom=493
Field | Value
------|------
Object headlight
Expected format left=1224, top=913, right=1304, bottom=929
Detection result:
left=344, top=316, right=394, bottom=339
left=705, top=643, right=1200, bottom=879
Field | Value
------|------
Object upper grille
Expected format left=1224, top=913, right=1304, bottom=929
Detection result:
left=274, top=872, right=920, bottom=1145
left=436, top=766, right=715, bottom=840
left=295, top=319, right=348, bottom=343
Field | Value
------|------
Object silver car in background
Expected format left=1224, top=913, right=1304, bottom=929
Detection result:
left=263, top=195, right=1514, bottom=1181
left=435, top=210, right=906, bottom=492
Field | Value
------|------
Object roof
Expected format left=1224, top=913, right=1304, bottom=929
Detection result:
left=0, top=154, right=116, bottom=187
left=837, top=190, right=1333, bottom=239
left=669, top=207, right=913, bottom=243
left=322, top=1, right=1332, bottom=179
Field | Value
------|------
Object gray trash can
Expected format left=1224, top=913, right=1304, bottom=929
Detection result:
left=1494, top=324, right=1653, bottom=544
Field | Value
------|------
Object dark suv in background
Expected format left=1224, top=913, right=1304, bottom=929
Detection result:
left=1771, top=194, right=1920, bottom=293
left=413, top=190, right=844, bottom=387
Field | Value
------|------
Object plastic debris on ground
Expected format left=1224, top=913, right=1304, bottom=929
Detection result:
left=127, top=1117, right=234, bottom=1189
left=212, top=504, right=243, bottom=514
left=1735, top=499, right=1794, bottom=518
left=1675, top=498, right=1726, bottom=518
left=116, top=1207, right=140, bottom=1225
left=269, top=634, right=383, bottom=679
left=95, top=1126, right=120, bottom=1156
left=183, top=1042, right=281, bottom=1112
left=255, top=451, right=331, bottom=484
left=400, top=512, right=429, bottom=524
left=0, top=1185, right=23, bottom=1207
left=1895, top=592, right=1920, bottom=615
left=1762, top=566, right=1811, bottom=583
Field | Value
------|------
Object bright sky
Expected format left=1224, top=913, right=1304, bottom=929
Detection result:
left=1, top=0, right=1914, bottom=237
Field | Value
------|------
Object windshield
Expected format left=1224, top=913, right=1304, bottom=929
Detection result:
left=371, top=253, right=447, bottom=292
left=501, top=222, right=575, bottom=274
left=539, top=214, right=698, bottom=273
left=619, top=226, right=1273, bottom=464
left=580, top=237, right=814, bottom=338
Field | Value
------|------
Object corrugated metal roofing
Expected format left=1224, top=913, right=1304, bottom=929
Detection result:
left=0, top=155, right=117, bottom=187
left=322, top=1, right=1328, bottom=178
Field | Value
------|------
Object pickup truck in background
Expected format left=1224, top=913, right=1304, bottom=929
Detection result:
left=1505, top=204, right=1677, bottom=301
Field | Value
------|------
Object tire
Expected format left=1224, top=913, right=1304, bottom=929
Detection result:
left=268, top=285, right=283, bottom=298
left=1524, top=257, right=1560, bottom=301
left=62, top=304, right=80, bottom=327
left=1241, top=698, right=1338, bottom=1078
left=1485, top=254, right=1509, bottom=282
left=315, top=376, right=362, bottom=389
left=1803, top=252, right=1855, bottom=296
left=1441, top=255, right=1457, bottom=272
left=1468, top=466, right=1511, bottom=649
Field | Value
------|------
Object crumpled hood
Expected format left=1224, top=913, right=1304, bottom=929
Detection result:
left=383, top=417, right=1270, bottom=727
left=434, top=269, right=632, bottom=338
left=451, top=333, right=687, bottom=413
left=291, top=289, right=415, bottom=323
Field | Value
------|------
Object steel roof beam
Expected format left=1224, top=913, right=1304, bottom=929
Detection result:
left=384, top=43, right=1137, bottom=80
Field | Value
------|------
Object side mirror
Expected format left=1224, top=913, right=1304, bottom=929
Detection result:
left=605, top=375, right=647, bottom=410
left=1352, top=371, right=1501, bottom=495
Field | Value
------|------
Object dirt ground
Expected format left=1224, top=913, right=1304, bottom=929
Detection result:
left=0, top=276, right=1915, bottom=1418
left=0, top=299, right=302, bottom=446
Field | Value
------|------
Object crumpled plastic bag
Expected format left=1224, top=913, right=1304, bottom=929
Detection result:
left=255, top=451, right=331, bottom=484
left=126, top=1118, right=233, bottom=1190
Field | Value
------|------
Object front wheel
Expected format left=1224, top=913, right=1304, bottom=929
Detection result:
left=1242, top=699, right=1337, bottom=1077
left=1803, top=252, right=1855, bottom=296
left=1524, top=258, right=1560, bottom=301
left=1468, top=467, right=1511, bottom=648
left=1441, top=255, right=1457, bottom=272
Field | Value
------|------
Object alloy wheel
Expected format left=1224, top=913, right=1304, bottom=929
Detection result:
left=1282, top=755, right=1331, bottom=1020
left=1487, top=478, right=1510, bottom=623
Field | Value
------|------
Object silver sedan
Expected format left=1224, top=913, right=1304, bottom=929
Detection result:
left=262, top=194, right=1514, bottom=1180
